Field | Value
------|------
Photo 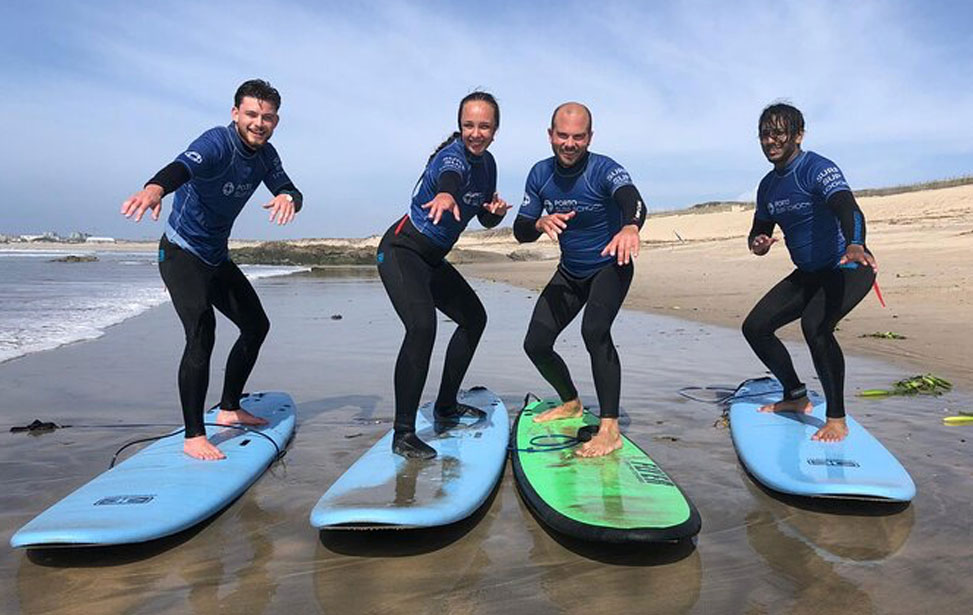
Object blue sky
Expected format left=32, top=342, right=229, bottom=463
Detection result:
left=2, top=0, right=971, bottom=239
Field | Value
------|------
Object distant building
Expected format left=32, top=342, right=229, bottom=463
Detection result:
left=68, top=231, right=90, bottom=242
left=85, top=236, right=116, bottom=244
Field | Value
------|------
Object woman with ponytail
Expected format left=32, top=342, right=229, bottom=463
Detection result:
left=377, top=91, right=510, bottom=459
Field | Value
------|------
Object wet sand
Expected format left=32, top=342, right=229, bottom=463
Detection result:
left=2, top=271, right=971, bottom=614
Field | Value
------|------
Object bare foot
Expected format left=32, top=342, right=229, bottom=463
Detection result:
left=184, top=435, right=226, bottom=460
left=759, top=396, right=813, bottom=414
left=576, top=418, right=623, bottom=458
left=811, top=418, right=849, bottom=442
left=215, top=408, right=268, bottom=427
left=532, top=398, right=583, bottom=423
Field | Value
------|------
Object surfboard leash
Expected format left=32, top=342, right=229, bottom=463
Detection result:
left=507, top=392, right=594, bottom=453
left=108, top=423, right=284, bottom=469
left=677, top=378, right=781, bottom=406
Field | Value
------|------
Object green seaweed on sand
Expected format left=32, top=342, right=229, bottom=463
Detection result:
left=859, top=331, right=907, bottom=340
left=859, top=374, right=953, bottom=397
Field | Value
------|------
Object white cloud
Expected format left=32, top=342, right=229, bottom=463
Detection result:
left=2, top=0, right=971, bottom=236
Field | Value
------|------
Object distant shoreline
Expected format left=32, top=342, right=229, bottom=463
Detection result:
left=5, top=183, right=970, bottom=388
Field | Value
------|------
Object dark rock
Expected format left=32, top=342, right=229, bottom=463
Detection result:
left=50, top=255, right=98, bottom=263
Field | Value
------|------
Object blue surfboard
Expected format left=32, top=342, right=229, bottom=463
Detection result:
left=729, top=378, right=915, bottom=502
left=310, top=386, right=508, bottom=530
left=10, top=391, right=296, bottom=548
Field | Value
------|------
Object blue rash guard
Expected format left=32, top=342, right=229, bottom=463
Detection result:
left=408, top=137, right=497, bottom=251
left=516, top=152, right=635, bottom=278
left=755, top=150, right=860, bottom=272
left=165, top=123, right=292, bottom=265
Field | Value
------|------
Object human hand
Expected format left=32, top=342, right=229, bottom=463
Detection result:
left=535, top=211, right=576, bottom=241
left=601, top=224, right=640, bottom=265
left=263, top=193, right=297, bottom=226
left=422, top=192, right=461, bottom=225
left=750, top=234, right=778, bottom=256
left=120, top=185, right=164, bottom=222
left=483, top=192, right=510, bottom=216
left=838, top=244, right=877, bottom=271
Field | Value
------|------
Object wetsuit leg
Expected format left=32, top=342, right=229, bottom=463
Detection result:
left=579, top=264, right=633, bottom=419
left=210, top=261, right=270, bottom=412
left=523, top=269, right=586, bottom=402
left=158, top=236, right=217, bottom=438
left=799, top=265, right=875, bottom=418
left=741, top=270, right=812, bottom=398
left=429, top=261, right=487, bottom=412
left=377, top=234, right=437, bottom=438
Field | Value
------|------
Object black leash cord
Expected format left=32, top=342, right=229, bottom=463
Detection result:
left=109, top=422, right=284, bottom=469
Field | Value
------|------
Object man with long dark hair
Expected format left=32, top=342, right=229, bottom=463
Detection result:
left=742, top=102, right=876, bottom=443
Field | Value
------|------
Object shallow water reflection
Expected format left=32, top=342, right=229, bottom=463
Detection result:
left=1, top=271, right=970, bottom=614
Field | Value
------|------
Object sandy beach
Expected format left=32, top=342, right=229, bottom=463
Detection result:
left=458, top=183, right=973, bottom=390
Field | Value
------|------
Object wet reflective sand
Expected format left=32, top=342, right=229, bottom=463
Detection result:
left=2, top=270, right=970, bottom=614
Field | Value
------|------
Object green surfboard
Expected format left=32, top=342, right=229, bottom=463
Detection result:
left=511, top=398, right=701, bottom=543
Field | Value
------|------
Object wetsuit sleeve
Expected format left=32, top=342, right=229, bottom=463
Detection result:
left=749, top=176, right=776, bottom=248
left=435, top=170, right=463, bottom=201
left=514, top=164, right=545, bottom=242
left=612, top=184, right=646, bottom=229
left=145, top=161, right=191, bottom=196
left=431, top=149, right=470, bottom=198
left=514, top=214, right=542, bottom=243
left=476, top=152, right=503, bottom=227
left=477, top=209, right=503, bottom=228
left=805, top=155, right=851, bottom=201
left=600, top=159, right=635, bottom=196
left=827, top=190, right=866, bottom=247
left=274, top=182, right=304, bottom=213
left=747, top=217, right=776, bottom=249
left=517, top=164, right=544, bottom=221
left=260, top=145, right=294, bottom=197
left=174, top=129, right=226, bottom=179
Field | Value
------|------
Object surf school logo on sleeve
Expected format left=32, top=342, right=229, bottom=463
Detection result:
left=184, top=151, right=203, bottom=164
left=606, top=167, right=632, bottom=190
left=441, top=155, right=466, bottom=173
left=462, top=191, right=484, bottom=206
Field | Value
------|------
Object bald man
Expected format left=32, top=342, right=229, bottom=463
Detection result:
left=514, top=102, right=647, bottom=457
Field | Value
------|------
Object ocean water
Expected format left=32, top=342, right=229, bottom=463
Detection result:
left=0, top=249, right=306, bottom=364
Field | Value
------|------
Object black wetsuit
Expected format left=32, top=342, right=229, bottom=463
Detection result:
left=742, top=150, right=873, bottom=419
left=514, top=151, right=646, bottom=419
left=377, top=137, right=501, bottom=458
left=149, top=123, right=302, bottom=437
left=159, top=235, right=270, bottom=436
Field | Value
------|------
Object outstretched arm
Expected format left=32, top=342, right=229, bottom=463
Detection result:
left=263, top=182, right=303, bottom=226
left=421, top=170, right=463, bottom=225
left=120, top=161, right=190, bottom=222
left=477, top=193, right=510, bottom=228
